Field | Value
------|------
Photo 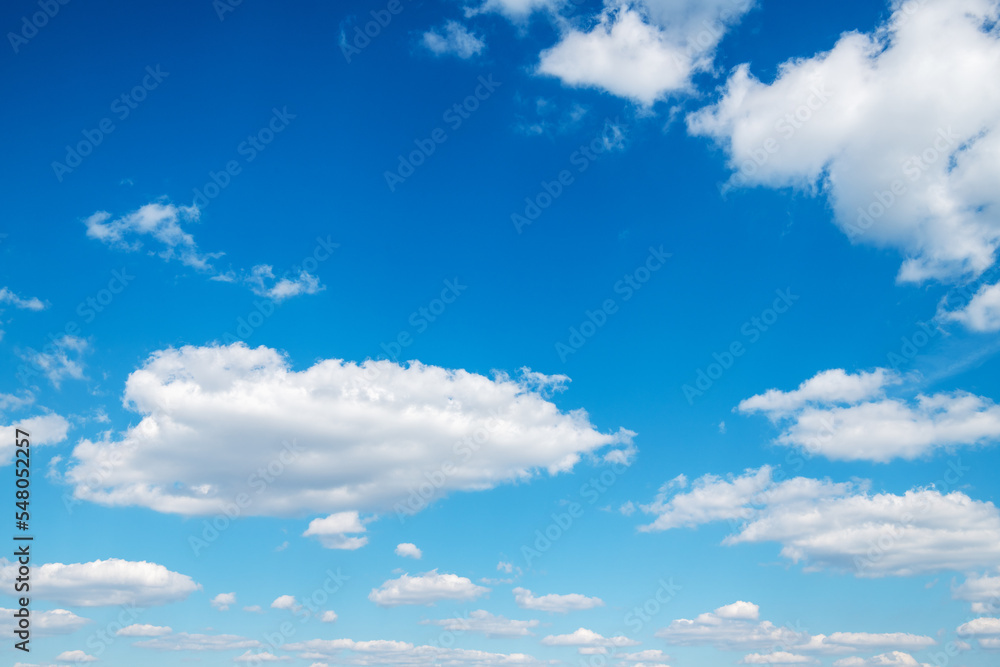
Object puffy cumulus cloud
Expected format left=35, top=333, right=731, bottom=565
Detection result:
left=271, top=595, right=299, bottom=611
left=65, top=343, right=633, bottom=517
left=423, top=21, right=485, bottom=59
left=658, top=602, right=934, bottom=656
left=474, top=0, right=561, bottom=20
left=617, top=649, right=671, bottom=663
left=541, top=628, right=640, bottom=648
left=737, top=368, right=1000, bottom=462
left=941, top=281, right=1000, bottom=331
left=369, top=571, right=489, bottom=607
left=715, top=601, right=759, bottom=620
left=513, top=587, right=604, bottom=612
left=0, top=558, right=200, bottom=607
left=54, top=651, right=96, bottom=663
left=0, top=608, right=90, bottom=637
left=688, top=0, right=1000, bottom=284
left=234, top=651, right=291, bottom=662
left=116, top=624, right=172, bottom=637
left=638, top=467, right=777, bottom=531
left=832, top=652, right=932, bottom=667
left=303, top=512, right=369, bottom=550
left=638, top=467, right=1000, bottom=577
left=741, top=653, right=817, bottom=664
left=283, top=637, right=542, bottom=666
left=956, top=617, right=1000, bottom=636
left=320, top=610, right=338, bottom=623
left=395, top=543, right=422, bottom=559
left=244, top=264, right=324, bottom=302
left=1, top=412, right=69, bottom=465
left=211, top=592, right=236, bottom=610
left=423, top=609, right=539, bottom=638
left=84, top=201, right=221, bottom=271
left=952, top=572, right=1000, bottom=613
left=134, top=632, right=263, bottom=651
left=537, top=0, right=754, bottom=106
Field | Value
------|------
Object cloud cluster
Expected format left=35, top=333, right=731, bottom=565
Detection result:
left=65, top=343, right=633, bottom=517
left=737, top=368, right=1000, bottom=462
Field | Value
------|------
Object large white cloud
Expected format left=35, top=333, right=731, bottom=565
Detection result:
left=688, top=0, right=1000, bottom=284
left=737, top=368, right=1000, bottom=462
left=538, top=0, right=754, bottom=106
left=0, top=558, right=200, bottom=607
left=639, top=467, right=1000, bottom=577
left=513, top=587, right=604, bottom=612
left=369, top=571, right=489, bottom=607
left=63, top=343, right=633, bottom=517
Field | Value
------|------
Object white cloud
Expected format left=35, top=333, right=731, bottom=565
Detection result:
left=474, top=0, right=561, bottom=20
left=395, top=543, right=423, bottom=559
left=639, top=467, right=1000, bottom=577
left=234, top=650, right=291, bottom=662
left=737, top=368, right=1000, bottom=462
left=369, top=571, right=489, bottom=607
left=941, top=281, right=1000, bottom=331
left=537, top=0, right=754, bottom=106
left=956, top=617, right=1000, bottom=636
left=952, top=572, right=1000, bottom=612
left=688, top=0, right=1000, bottom=284
left=617, top=649, right=671, bottom=663
left=117, top=624, right=172, bottom=637
left=833, top=652, right=932, bottom=667
left=513, top=587, right=604, bottom=612
left=20, top=335, right=89, bottom=387
left=303, top=512, right=369, bottom=550
left=283, top=637, right=542, bottom=666
left=0, top=558, right=200, bottom=606
left=54, top=651, right=96, bottom=663
left=135, top=632, right=263, bottom=651
left=245, top=264, right=324, bottom=302
left=638, top=467, right=775, bottom=531
left=1, top=413, right=69, bottom=465
left=424, top=609, right=539, bottom=637
left=271, top=595, right=299, bottom=611
left=0, top=287, right=46, bottom=311
left=211, top=592, right=236, bottom=611
left=65, top=343, right=633, bottom=516
left=320, top=610, right=338, bottom=623
left=423, top=21, right=485, bottom=58
left=541, top=628, right=639, bottom=647
left=0, top=608, right=90, bottom=637
left=741, top=653, right=817, bottom=664
left=658, top=602, right=934, bottom=656
left=244, top=605, right=264, bottom=613
left=84, top=201, right=220, bottom=271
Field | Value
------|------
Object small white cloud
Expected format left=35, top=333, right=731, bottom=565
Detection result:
left=0, top=287, right=46, bottom=311
left=117, top=624, right=173, bottom=637
left=320, top=610, right=338, bottom=623
left=211, top=592, right=237, bottom=611
left=303, top=512, right=369, bottom=550
left=245, top=264, right=324, bottom=302
left=941, top=281, right=1000, bottom=332
left=513, top=587, right=604, bottom=612
left=395, top=543, right=422, bottom=559
left=369, top=570, right=489, bottom=607
left=234, top=650, right=291, bottom=662
left=541, top=627, right=639, bottom=647
left=243, top=605, right=264, bottom=613
left=423, top=20, right=485, bottom=59
left=424, top=609, right=538, bottom=637
left=19, top=335, right=89, bottom=388
left=54, top=650, right=97, bottom=662
left=271, top=595, right=298, bottom=611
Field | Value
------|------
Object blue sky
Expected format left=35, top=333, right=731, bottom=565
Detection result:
left=2, top=0, right=1000, bottom=665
